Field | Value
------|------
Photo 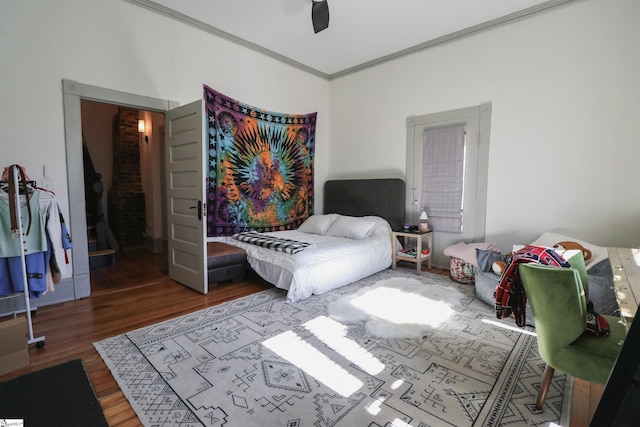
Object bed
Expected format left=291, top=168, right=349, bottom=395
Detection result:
left=220, top=178, right=406, bottom=302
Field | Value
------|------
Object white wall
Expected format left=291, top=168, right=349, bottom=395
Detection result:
left=329, top=0, right=640, bottom=251
left=81, top=101, right=117, bottom=194
left=0, top=0, right=330, bottom=223
left=2, top=0, right=638, bottom=262
left=140, top=110, right=165, bottom=245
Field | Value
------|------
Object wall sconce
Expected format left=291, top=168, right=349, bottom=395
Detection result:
left=138, top=119, right=149, bottom=144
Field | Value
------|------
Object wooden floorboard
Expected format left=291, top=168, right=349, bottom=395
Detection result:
left=0, top=251, right=600, bottom=426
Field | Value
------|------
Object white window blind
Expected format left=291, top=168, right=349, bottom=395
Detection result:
left=420, top=125, right=466, bottom=233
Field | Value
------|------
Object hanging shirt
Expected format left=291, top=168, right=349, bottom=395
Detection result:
left=0, top=190, right=47, bottom=257
left=0, top=189, right=70, bottom=297
left=0, top=253, right=47, bottom=298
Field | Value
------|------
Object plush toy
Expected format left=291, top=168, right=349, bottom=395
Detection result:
left=552, top=241, right=592, bottom=262
left=492, top=260, right=507, bottom=276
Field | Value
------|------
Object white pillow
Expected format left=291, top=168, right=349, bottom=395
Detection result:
left=298, top=214, right=338, bottom=235
left=326, top=215, right=376, bottom=240
left=529, top=232, right=608, bottom=269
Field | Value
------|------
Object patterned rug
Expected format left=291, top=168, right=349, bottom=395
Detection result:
left=94, top=269, right=569, bottom=426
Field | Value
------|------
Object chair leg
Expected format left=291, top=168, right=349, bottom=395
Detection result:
left=536, top=365, right=555, bottom=410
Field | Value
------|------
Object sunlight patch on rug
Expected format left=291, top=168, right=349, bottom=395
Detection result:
left=327, top=277, right=466, bottom=339
left=303, top=316, right=385, bottom=375
left=263, top=315, right=387, bottom=397
left=262, top=328, right=363, bottom=397
left=482, top=318, right=537, bottom=336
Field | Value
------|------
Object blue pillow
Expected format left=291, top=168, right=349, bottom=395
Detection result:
left=476, top=249, right=503, bottom=273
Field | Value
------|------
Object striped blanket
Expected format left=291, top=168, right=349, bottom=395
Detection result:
left=232, top=232, right=312, bottom=254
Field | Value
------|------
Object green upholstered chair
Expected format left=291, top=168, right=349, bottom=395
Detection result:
left=518, top=251, right=627, bottom=409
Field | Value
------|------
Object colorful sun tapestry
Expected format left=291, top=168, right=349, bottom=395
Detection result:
left=204, top=85, right=316, bottom=237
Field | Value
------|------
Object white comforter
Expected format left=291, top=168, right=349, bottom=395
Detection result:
left=221, top=216, right=394, bottom=302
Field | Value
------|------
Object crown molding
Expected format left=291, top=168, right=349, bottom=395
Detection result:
left=124, top=0, right=330, bottom=80
left=330, top=0, right=582, bottom=79
left=124, top=0, right=582, bottom=81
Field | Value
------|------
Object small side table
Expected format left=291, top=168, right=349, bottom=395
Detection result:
left=391, top=230, right=433, bottom=271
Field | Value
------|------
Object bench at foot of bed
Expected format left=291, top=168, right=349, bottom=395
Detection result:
left=207, top=242, right=247, bottom=287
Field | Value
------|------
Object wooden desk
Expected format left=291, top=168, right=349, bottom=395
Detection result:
left=608, top=247, right=640, bottom=327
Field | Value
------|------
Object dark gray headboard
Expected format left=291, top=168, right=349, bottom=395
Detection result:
left=324, top=178, right=406, bottom=231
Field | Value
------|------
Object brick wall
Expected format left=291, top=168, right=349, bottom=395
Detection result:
left=108, top=107, right=146, bottom=247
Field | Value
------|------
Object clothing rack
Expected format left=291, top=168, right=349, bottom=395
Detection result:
left=5, top=165, right=45, bottom=348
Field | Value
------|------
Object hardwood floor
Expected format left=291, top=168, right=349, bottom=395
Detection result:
left=0, top=253, right=601, bottom=426
left=89, top=247, right=170, bottom=296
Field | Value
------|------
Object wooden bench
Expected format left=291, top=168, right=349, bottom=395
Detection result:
left=207, top=242, right=247, bottom=287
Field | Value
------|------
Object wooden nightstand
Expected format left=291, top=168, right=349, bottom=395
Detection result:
left=391, top=230, right=433, bottom=271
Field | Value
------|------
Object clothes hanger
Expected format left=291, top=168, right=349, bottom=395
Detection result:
left=0, top=180, right=36, bottom=193
left=2, top=164, right=34, bottom=234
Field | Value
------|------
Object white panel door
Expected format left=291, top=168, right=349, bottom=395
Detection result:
left=165, top=100, right=207, bottom=293
left=406, top=104, right=491, bottom=269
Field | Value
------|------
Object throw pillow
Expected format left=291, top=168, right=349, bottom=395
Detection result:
left=475, top=248, right=503, bottom=273
left=298, top=214, right=338, bottom=235
left=530, top=232, right=607, bottom=269
left=326, top=215, right=376, bottom=240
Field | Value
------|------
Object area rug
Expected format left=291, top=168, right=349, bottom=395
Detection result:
left=0, top=359, right=108, bottom=427
left=94, top=269, right=568, bottom=426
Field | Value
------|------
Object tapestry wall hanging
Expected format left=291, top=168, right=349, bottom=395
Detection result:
left=204, top=85, right=317, bottom=237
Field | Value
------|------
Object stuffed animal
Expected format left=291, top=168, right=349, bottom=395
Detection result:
left=552, top=241, right=592, bottom=262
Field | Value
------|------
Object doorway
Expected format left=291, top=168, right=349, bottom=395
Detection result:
left=80, top=100, right=167, bottom=293
left=63, top=80, right=177, bottom=297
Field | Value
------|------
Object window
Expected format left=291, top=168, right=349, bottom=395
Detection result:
left=420, top=124, right=466, bottom=233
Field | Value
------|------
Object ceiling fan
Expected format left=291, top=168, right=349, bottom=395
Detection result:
left=311, top=0, right=329, bottom=33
